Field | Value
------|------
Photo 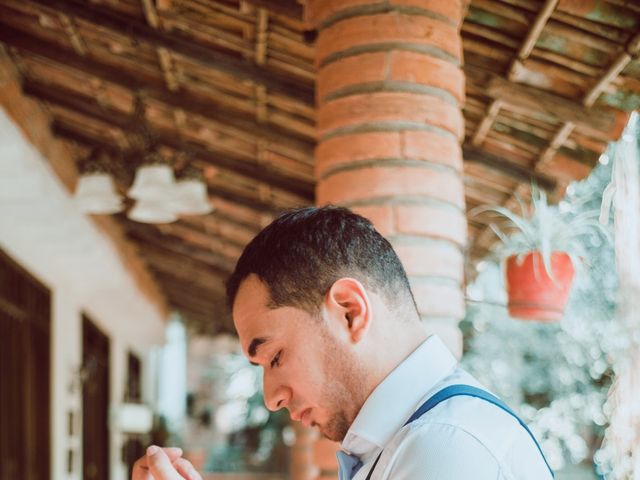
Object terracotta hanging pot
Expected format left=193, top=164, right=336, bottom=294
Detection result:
left=505, top=251, right=575, bottom=322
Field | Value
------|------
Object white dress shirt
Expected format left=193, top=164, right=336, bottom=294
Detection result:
left=342, top=335, right=553, bottom=480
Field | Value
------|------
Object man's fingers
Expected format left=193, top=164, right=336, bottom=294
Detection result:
left=164, top=447, right=184, bottom=460
left=133, top=447, right=183, bottom=475
left=173, top=458, right=203, bottom=480
left=146, top=445, right=182, bottom=480
left=132, top=456, right=154, bottom=480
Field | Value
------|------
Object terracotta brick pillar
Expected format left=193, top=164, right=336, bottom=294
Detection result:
left=309, top=0, right=467, bottom=357
left=291, top=3, right=467, bottom=479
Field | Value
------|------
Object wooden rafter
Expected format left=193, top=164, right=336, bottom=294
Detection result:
left=140, top=0, right=179, bottom=92
left=52, top=121, right=297, bottom=214
left=463, top=145, right=556, bottom=191
left=156, top=222, right=245, bottom=260
left=22, top=0, right=314, bottom=105
left=57, top=13, right=87, bottom=56
left=470, top=0, right=558, bottom=148
left=0, top=25, right=315, bottom=149
left=481, top=73, right=617, bottom=133
left=507, top=0, right=559, bottom=81
left=19, top=78, right=314, bottom=200
left=537, top=33, right=640, bottom=172
left=128, top=229, right=235, bottom=278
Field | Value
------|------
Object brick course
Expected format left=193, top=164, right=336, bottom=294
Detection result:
left=316, top=13, right=462, bottom=66
left=316, top=166, right=465, bottom=208
left=317, top=92, right=464, bottom=140
left=315, top=130, right=463, bottom=178
left=316, top=51, right=464, bottom=105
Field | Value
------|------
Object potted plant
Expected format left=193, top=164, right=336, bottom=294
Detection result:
left=473, top=187, right=610, bottom=322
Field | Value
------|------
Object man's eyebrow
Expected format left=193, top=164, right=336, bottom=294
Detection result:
left=248, top=336, right=270, bottom=365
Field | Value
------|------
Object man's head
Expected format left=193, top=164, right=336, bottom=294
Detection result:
left=227, top=206, right=423, bottom=441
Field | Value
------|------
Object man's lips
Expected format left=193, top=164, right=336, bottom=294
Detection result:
left=301, top=408, right=313, bottom=428
left=292, top=408, right=313, bottom=427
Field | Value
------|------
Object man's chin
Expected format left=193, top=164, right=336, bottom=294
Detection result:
left=317, top=423, right=347, bottom=443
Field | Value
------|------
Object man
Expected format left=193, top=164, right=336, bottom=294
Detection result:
left=134, top=206, right=554, bottom=480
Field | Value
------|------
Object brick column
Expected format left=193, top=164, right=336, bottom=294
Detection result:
left=309, top=0, right=467, bottom=357
left=290, top=3, right=467, bottom=479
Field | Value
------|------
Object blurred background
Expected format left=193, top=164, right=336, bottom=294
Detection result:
left=1, top=0, right=640, bottom=479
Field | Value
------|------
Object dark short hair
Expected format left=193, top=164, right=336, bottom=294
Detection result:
left=226, top=206, right=417, bottom=316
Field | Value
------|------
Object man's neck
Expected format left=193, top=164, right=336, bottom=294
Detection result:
left=363, top=319, right=429, bottom=404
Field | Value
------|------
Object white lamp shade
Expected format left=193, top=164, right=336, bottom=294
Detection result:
left=74, top=173, right=123, bottom=215
left=171, top=179, right=213, bottom=215
left=128, top=164, right=175, bottom=200
left=128, top=199, right=177, bottom=224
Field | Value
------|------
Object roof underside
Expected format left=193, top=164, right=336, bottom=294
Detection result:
left=0, top=0, right=638, bottom=334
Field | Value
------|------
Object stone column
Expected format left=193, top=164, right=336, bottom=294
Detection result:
left=308, top=0, right=468, bottom=356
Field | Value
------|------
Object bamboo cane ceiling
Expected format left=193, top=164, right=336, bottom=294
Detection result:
left=0, top=0, right=638, bottom=333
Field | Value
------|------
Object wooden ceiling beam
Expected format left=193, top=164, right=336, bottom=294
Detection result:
left=242, top=0, right=304, bottom=20
left=155, top=275, right=230, bottom=317
left=179, top=216, right=256, bottom=248
left=484, top=75, right=616, bottom=132
left=155, top=222, right=244, bottom=260
left=54, top=121, right=287, bottom=215
left=156, top=270, right=228, bottom=298
left=463, top=145, right=557, bottom=192
left=209, top=195, right=274, bottom=230
left=25, top=79, right=314, bottom=198
left=471, top=1, right=558, bottom=148
left=141, top=247, right=230, bottom=280
left=58, top=124, right=290, bottom=216
left=163, top=285, right=226, bottom=312
left=142, top=249, right=229, bottom=289
left=19, top=79, right=314, bottom=202
left=159, top=288, right=230, bottom=326
left=163, top=297, right=233, bottom=335
left=123, top=222, right=237, bottom=274
left=0, top=25, right=315, bottom=149
left=22, top=0, right=314, bottom=105
left=465, top=66, right=619, bottom=133
left=206, top=208, right=261, bottom=237
left=164, top=293, right=227, bottom=318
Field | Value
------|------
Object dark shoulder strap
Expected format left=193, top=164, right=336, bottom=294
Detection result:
left=365, top=384, right=554, bottom=479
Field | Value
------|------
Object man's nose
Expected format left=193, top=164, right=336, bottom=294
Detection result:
left=263, top=373, right=291, bottom=412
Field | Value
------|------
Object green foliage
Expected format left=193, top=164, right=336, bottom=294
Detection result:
left=471, top=185, right=610, bottom=279
left=462, top=163, right=623, bottom=473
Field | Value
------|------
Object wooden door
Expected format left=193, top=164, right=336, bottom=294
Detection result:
left=82, top=315, right=110, bottom=480
left=123, top=352, right=145, bottom=479
left=0, top=248, right=51, bottom=480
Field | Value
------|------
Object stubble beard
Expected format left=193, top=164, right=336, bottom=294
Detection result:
left=317, top=341, right=368, bottom=442
left=313, top=311, right=369, bottom=442
left=321, top=409, right=351, bottom=442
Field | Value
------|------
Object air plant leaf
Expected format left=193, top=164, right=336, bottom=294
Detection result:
left=480, top=183, right=611, bottom=278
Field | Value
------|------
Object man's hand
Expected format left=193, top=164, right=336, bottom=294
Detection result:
left=131, top=446, right=203, bottom=480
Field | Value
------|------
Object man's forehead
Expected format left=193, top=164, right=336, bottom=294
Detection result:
left=233, top=275, right=272, bottom=351
left=233, top=276, right=269, bottom=320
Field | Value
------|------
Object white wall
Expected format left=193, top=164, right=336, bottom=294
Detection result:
left=0, top=108, right=167, bottom=480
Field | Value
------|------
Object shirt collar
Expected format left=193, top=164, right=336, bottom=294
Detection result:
left=341, top=335, right=457, bottom=461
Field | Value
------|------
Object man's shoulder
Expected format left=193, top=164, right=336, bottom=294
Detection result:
left=381, top=420, right=504, bottom=479
left=406, top=368, right=524, bottom=457
left=388, top=372, right=552, bottom=480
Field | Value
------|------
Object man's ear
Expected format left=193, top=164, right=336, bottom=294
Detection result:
left=325, top=278, right=371, bottom=343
